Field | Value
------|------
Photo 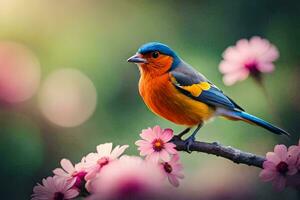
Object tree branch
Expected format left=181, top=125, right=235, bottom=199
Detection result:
left=171, top=136, right=266, bottom=168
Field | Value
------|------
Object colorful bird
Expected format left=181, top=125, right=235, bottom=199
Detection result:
left=127, top=42, right=289, bottom=151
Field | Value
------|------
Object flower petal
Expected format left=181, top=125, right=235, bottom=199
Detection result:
left=168, top=174, right=180, bottom=187
left=259, top=44, right=279, bottom=62
left=287, top=146, right=300, bottom=165
left=85, top=154, right=99, bottom=169
left=236, top=39, right=250, bottom=54
left=64, top=189, right=79, bottom=199
left=85, top=167, right=98, bottom=181
left=223, top=69, right=249, bottom=86
left=259, top=169, right=276, bottom=182
left=53, top=168, right=68, bottom=177
left=164, top=143, right=177, bottom=154
left=263, top=161, right=276, bottom=170
left=42, top=177, right=56, bottom=193
left=139, top=144, right=154, bottom=156
left=170, top=154, right=180, bottom=163
left=97, top=143, right=113, bottom=156
left=160, top=150, right=171, bottom=162
left=140, top=128, right=155, bottom=142
left=274, top=144, right=288, bottom=161
left=135, top=140, right=149, bottom=147
left=153, top=125, right=163, bottom=138
left=54, top=176, right=67, bottom=191
left=160, top=128, right=173, bottom=142
left=173, top=172, right=184, bottom=179
left=266, top=152, right=280, bottom=164
left=173, top=164, right=184, bottom=172
left=219, top=60, right=243, bottom=73
left=61, top=159, right=74, bottom=174
left=64, top=177, right=76, bottom=191
left=257, top=63, right=274, bottom=73
left=110, top=145, right=129, bottom=159
left=147, top=152, right=160, bottom=163
left=223, top=46, right=245, bottom=63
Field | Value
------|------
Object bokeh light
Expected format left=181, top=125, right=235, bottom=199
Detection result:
left=0, top=41, right=40, bottom=103
left=38, top=68, right=97, bottom=127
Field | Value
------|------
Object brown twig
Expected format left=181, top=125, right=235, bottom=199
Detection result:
left=171, top=136, right=266, bottom=168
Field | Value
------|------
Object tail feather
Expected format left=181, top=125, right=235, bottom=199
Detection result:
left=220, top=110, right=290, bottom=136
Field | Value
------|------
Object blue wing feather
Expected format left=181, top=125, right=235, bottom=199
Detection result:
left=197, top=87, right=238, bottom=110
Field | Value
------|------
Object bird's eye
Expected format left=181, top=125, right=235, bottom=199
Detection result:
left=152, top=51, right=159, bottom=58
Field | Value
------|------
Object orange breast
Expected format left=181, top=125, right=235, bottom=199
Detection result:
left=139, top=73, right=215, bottom=126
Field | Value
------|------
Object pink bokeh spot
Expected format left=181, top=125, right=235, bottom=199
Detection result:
left=0, top=41, right=40, bottom=103
left=116, top=178, right=147, bottom=197
left=87, top=156, right=164, bottom=200
left=38, top=68, right=97, bottom=127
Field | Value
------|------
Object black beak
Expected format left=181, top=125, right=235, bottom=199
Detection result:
left=127, top=54, right=147, bottom=64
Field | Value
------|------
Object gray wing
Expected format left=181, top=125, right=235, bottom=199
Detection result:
left=170, top=61, right=244, bottom=111
left=171, top=61, right=209, bottom=85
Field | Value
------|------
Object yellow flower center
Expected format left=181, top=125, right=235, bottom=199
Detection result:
left=152, top=139, right=164, bottom=151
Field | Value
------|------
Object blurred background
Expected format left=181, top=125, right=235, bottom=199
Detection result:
left=0, top=0, right=299, bottom=199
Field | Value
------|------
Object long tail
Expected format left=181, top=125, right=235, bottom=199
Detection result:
left=219, top=109, right=290, bottom=136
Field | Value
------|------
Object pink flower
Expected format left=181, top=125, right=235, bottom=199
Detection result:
left=53, top=158, right=87, bottom=190
left=31, top=176, right=79, bottom=200
left=135, top=126, right=177, bottom=163
left=160, top=154, right=184, bottom=187
left=87, top=156, right=163, bottom=200
left=219, top=36, right=279, bottom=85
left=84, top=143, right=129, bottom=180
left=259, top=144, right=297, bottom=191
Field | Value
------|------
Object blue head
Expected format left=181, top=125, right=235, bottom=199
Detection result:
left=127, top=42, right=181, bottom=71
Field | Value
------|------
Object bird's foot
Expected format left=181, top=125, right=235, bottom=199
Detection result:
left=176, top=128, right=191, bottom=139
left=183, top=135, right=195, bottom=153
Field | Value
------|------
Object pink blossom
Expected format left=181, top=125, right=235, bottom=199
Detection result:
left=219, top=36, right=279, bottom=85
left=87, top=155, right=163, bottom=200
left=160, top=154, right=184, bottom=187
left=84, top=143, right=129, bottom=180
left=53, top=158, right=87, bottom=190
left=135, top=126, right=177, bottom=163
left=31, top=176, right=79, bottom=200
left=259, top=144, right=297, bottom=191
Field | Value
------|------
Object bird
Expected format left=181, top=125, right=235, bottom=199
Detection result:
left=127, top=42, right=289, bottom=151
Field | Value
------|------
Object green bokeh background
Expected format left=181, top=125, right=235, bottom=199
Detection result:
left=0, top=0, right=299, bottom=199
